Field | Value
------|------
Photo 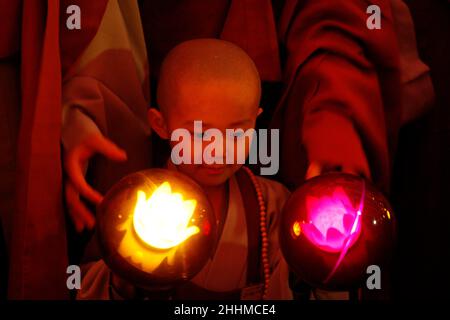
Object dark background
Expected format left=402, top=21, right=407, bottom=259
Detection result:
left=391, top=0, right=450, bottom=299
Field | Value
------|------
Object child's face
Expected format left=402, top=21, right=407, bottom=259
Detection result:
left=150, top=81, right=261, bottom=187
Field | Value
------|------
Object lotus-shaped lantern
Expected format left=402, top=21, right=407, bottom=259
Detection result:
left=133, top=183, right=200, bottom=250
left=279, top=173, right=396, bottom=291
left=301, top=186, right=362, bottom=253
left=97, top=169, right=216, bottom=291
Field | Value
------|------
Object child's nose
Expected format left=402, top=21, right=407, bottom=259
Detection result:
left=213, top=135, right=226, bottom=159
left=202, top=134, right=227, bottom=163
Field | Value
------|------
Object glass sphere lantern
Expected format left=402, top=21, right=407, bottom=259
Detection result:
left=96, top=169, right=216, bottom=291
left=279, top=173, right=396, bottom=291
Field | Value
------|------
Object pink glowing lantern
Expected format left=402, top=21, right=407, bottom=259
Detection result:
left=280, top=173, right=396, bottom=291
left=302, top=186, right=363, bottom=253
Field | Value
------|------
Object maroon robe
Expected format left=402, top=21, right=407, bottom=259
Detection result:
left=0, top=0, right=69, bottom=299
left=272, top=0, right=402, bottom=192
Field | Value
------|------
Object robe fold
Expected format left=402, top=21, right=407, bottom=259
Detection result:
left=2, top=0, right=68, bottom=299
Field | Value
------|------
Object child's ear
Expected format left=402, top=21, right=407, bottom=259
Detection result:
left=148, top=108, right=170, bottom=139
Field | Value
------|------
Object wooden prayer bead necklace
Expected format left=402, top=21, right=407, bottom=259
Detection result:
left=242, top=166, right=270, bottom=300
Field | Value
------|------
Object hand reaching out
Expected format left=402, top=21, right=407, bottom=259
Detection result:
left=305, top=160, right=372, bottom=181
left=63, top=133, right=127, bottom=232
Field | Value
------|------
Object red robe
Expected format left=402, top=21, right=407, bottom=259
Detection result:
left=0, top=0, right=68, bottom=299
left=271, top=0, right=402, bottom=192
left=0, top=0, right=108, bottom=299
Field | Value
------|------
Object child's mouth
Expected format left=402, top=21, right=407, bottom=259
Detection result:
left=201, top=165, right=227, bottom=175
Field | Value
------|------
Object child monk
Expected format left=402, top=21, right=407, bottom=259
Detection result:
left=77, top=39, right=293, bottom=300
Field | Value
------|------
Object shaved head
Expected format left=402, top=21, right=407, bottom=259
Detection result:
left=157, top=38, right=261, bottom=116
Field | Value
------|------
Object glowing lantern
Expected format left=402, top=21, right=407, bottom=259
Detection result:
left=279, top=173, right=396, bottom=291
left=97, top=169, right=216, bottom=291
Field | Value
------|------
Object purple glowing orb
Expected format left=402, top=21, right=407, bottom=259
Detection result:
left=303, top=186, right=363, bottom=253
left=280, top=173, right=396, bottom=291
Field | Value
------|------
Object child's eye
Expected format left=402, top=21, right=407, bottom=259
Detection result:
left=228, top=130, right=245, bottom=139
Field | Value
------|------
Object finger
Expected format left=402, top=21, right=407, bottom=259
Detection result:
left=65, top=182, right=86, bottom=232
left=305, top=161, right=322, bottom=180
left=66, top=182, right=96, bottom=233
left=64, top=150, right=103, bottom=204
left=342, top=165, right=372, bottom=181
left=86, top=134, right=127, bottom=162
left=65, top=182, right=96, bottom=232
left=341, top=166, right=359, bottom=176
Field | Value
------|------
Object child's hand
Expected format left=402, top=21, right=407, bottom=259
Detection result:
left=63, top=133, right=127, bottom=232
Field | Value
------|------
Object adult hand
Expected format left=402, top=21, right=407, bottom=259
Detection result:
left=63, top=133, right=127, bottom=232
left=305, top=160, right=372, bottom=180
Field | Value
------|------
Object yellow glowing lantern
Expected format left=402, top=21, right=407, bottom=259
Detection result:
left=133, top=183, right=200, bottom=250
left=96, top=169, right=216, bottom=291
